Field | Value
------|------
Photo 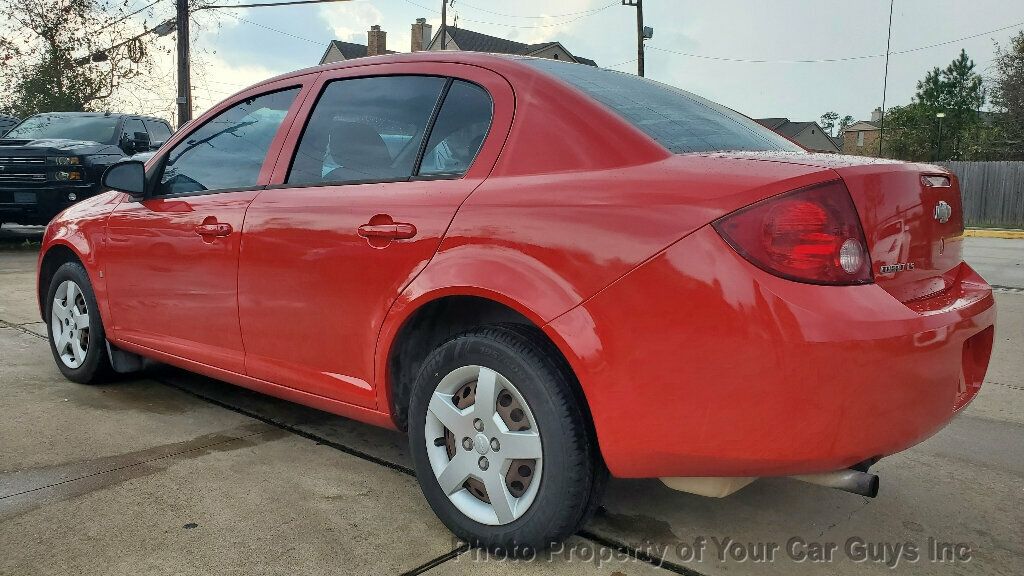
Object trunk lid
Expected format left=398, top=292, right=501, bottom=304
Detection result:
left=709, top=152, right=965, bottom=302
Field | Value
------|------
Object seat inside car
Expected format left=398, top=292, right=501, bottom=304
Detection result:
left=323, top=121, right=394, bottom=182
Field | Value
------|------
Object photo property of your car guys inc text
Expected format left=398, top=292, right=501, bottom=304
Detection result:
left=1, top=0, right=1022, bottom=574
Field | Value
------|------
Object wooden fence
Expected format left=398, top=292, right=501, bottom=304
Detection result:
left=938, top=161, right=1024, bottom=229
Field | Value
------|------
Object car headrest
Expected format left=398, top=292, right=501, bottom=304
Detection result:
left=328, top=121, right=391, bottom=171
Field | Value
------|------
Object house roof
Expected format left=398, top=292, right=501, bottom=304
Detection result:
left=755, top=118, right=823, bottom=138
left=435, top=27, right=597, bottom=66
left=755, top=118, right=840, bottom=153
left=845, top=120, right=880, bottom=132
left=321, top=40, right=396, bottom=63
left=754, top=117, right=789, bottom=131
left=328, top=40, right=368, bottom=60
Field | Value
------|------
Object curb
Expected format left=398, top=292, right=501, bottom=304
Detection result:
left=963, top=229, right=1024, bottom=239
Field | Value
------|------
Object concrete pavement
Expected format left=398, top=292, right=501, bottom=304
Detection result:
left=1, top=240, right=1022, bottom=575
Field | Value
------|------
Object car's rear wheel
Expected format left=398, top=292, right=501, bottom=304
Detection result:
left=46, top=262, right=111, bottom=384
left=408, top=324, right=604, bottom=553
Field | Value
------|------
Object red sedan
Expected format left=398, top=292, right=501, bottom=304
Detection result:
left=37, top=52, right=995, bottom=551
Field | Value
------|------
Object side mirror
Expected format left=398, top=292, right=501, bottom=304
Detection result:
left=103, top=160, right=147, bottom=198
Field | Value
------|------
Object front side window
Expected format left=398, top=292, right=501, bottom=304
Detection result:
left=418, top=80, right=492, bottom=177
left=288, top=75, right=446, bottom=185
left=145, top=119, right=173, bottom=143
left=158, top=88, right=299, bottom=195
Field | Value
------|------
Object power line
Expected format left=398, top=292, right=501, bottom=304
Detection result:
left=645, top=20, right=1024, bottom=64
left=200, top=0, right=354, bottom=10
left=446, top=1, right=618, bottom=19
left=211, top=7, right=322, bottom=44
left=86, top=0, right=167, bottom=36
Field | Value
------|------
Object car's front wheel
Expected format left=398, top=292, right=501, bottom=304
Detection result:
left=46, top=261, right=112, bottom=384
left=409, top=325, right=605, bottom=553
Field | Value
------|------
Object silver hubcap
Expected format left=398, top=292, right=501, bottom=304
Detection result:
left=51, top=280, right=90, bottom=369
left=425, top=365, right=543, bottom=526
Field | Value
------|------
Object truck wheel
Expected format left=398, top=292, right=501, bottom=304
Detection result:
left=408, top=324, right=604, bottom=553
left=46, top=262, right=112, bottom=384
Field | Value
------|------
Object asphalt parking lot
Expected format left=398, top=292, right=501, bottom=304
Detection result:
left=1, top=226, right=1022, bottom=576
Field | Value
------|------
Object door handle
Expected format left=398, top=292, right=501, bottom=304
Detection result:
left=358, top=222, right=417, bottom=240
left=195, top=222, right=233, bottom=237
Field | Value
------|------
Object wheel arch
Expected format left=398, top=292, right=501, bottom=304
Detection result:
left=37, top=240, right=112, bottom=334
left=38, top=243, right=85, bottom=318
left=379, top=291, right=598, bottom=449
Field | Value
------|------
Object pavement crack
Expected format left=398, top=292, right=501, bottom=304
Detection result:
left=0, top=318, right=46, bottom=340
left=815, top=497, right=872, bottom=538
left=988, top=380, right=1024, bottom=392
left=577, top=530, right=707, bottom=575
left=0, top=425, right=277, bottom=501
left=154, top=376, right=699, bottom=574
left=153, top=376, right=417, bottom=477
left=399, top=544, right=470, bottom=576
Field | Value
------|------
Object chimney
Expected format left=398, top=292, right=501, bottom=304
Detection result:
left=367, top=25, right=386, bottom=56
left=411, top=18, right=432, bottom=52
left=870, top=107, right=882, bottom=122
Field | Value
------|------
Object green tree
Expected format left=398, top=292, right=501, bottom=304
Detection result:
left=0, top=0, right=167, bottom=118
left=837, top=114, right=854, bottom=136
left=819, top=111, right=839, bottom=136
left=882, top=49, right=985, bottom=160
left=990, top=31, right=1024, bottom=159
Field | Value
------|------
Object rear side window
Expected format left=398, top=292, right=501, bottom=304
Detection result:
left=158, top=88, right=298, bottom=195
left=418, top=80, right=492, bottom=177
left=523, top=59, right=803, bottom=154
left=288, top=75, right=447, bottom=185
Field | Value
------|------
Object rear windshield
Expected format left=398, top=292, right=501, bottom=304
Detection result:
left=524, top=59, right=803, bottom=154
left=4, top=114, right=120, bottom=144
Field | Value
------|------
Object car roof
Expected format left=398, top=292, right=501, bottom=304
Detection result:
left=248, top=51, right=541, bottom=91
left=29, top=111, right=165, bottom=120
left=27, top=112, right=171, bottom=126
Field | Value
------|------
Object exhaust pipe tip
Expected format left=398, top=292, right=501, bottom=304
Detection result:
left=791, top=469, right=880, bottom=498
left=859, top=473, right=880, bottom=498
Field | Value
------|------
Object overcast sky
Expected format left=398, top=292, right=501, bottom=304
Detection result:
left=132, top=0, right=1024, bottom=126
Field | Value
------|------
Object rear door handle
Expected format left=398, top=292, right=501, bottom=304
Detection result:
left=358, top=222, right=417, bottom=240
left=195, top=222, right=233, bottom=237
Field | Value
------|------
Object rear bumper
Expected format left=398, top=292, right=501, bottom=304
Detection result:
left=547, top=225, right=996, bottom=478
left=0, top=184, right=96, bottom=225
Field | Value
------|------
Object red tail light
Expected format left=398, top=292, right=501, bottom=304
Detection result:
left=713, top=180, right=873, bottom=285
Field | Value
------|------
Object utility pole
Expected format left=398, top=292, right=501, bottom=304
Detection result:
left=441, top=0, right=447, bottom=49
left=175, top=0, right=191, bottom=128
left=622, top=0, right=649, bottom=77
left=877, top=0, right=894, bottom=156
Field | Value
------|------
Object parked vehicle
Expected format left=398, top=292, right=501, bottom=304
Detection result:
left=37, top=52, right=995, bottom=552
left=0, top=112, right=172, bottom=226
left=0, top=115, right=19, bottom=137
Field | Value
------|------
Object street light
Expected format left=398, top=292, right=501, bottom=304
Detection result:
left=935, top=112, right=946, bottom=162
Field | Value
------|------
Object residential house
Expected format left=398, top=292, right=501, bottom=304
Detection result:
left=320, top=20, right=598, bottom=67
left=841, top=108, right=883, bottom=156
left=754, top=118, right=840, bottom=153
left=319, top=25, right=395, bottom=64
left=424, top=26, right=597, bottom=66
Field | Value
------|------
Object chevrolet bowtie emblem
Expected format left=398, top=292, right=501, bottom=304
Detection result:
left=934, top=201, right=952, bottom=224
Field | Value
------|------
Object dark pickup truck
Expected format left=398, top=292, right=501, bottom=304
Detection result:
left=0, top=112, right=172, bottom=226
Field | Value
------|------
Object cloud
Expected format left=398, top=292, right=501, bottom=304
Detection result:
left=318, top=2, right=385, bottom=45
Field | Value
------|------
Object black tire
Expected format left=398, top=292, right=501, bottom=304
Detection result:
left=45, top=261, right=112, bottom=384
left=408, top=324, right=606, bottom=553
